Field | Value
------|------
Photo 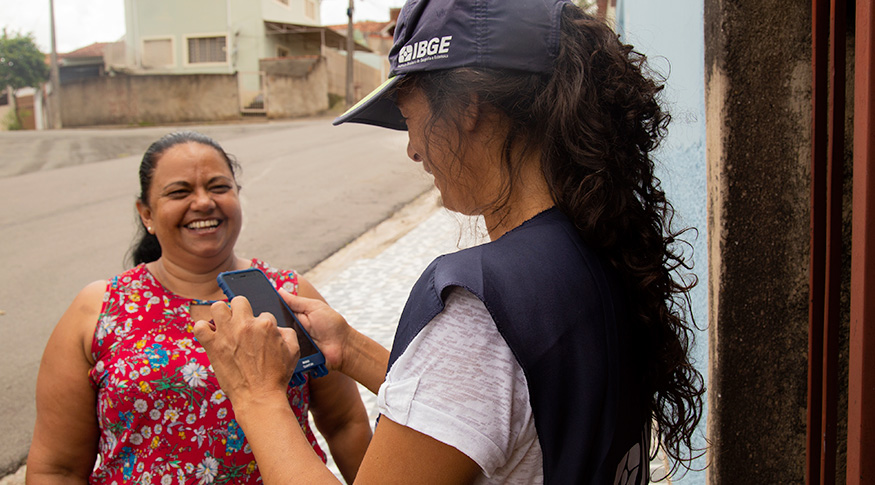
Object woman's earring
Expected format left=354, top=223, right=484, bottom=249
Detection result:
left=147, top=226, right=153, bottom=234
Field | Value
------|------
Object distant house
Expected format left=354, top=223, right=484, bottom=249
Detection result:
left=51, top=1, right=389, bottom=127
left=327, top=8, right=400, bottom=57
left=113, top=0, right=376, bottom=115
left=57, top=42, right=117, bottom=84
left=121, top=0, right=370, bottom=73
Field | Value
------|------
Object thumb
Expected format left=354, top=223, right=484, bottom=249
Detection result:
left=277, top=326, right=300, bottom=357
left=192, top=319, right=216, bottom=347
left=279, top=289, right=319, bottom=314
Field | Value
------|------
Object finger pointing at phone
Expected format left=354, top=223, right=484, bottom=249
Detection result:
left=193, top=296, right=300, bottom=405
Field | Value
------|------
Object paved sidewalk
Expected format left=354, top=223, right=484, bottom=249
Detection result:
left=302, top=189, right=486, bottom=480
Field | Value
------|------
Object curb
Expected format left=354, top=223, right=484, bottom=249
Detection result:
left=302, top=188, right=441, bottom=287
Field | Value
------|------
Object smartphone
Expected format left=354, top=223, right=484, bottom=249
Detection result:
left=216, top=268, right=328, bottom=386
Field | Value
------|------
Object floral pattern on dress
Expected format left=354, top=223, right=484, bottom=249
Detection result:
left=89, top=259, right=326, bottom=484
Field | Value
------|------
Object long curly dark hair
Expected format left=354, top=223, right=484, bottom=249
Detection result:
left=396, top=4, right=705, bottom=476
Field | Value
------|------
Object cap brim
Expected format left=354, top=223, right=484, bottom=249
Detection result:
left=332, top=76, right=407, bottom=130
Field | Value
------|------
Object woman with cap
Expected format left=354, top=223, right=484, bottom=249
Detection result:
left=194, top=0, right=705, bottom=483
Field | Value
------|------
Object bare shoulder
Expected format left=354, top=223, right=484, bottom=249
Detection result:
left=55, top=279, right=109, bottom=363
left=69, top=280, right=109, bottom=323
left=77, top=279, right=110, bottom=304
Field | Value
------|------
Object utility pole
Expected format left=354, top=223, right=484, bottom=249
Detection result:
left=48, top=0, right=62, bottom=129
left=345, top=0, right=354, bottom=108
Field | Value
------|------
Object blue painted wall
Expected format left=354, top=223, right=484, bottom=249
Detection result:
left=614, top=1, right=709, bottom=483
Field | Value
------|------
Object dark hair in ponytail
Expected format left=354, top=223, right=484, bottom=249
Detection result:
left=128, top=131, right=241, bottom=266
left=396, top=3, right=705, bottom=477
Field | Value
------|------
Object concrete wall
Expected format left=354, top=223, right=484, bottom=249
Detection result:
left=263, top=56, right=329, bottom=118
left=323, top=48, right=384, bottom=103
left=59, top=65, right=336, bottom=127
left=613, top=1, right=709, bottom=482
left=60, top=74, right=240, bottom=127
left=704, top=0, right=816, bottom=482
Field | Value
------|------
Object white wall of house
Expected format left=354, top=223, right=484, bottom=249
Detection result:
left=261, top=0, right=321, bottom=26
left=229, top=0, right=268, bottom=75
left=122, top=0, right=322, bottom=77
left=125, top=0, right=235, bottom=73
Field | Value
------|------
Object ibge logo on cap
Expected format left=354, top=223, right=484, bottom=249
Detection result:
left=398, top=35, right=452, bottom=66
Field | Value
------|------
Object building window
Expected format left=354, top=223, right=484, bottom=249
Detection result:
left=142, top=38, right=174, bottom=68
left=276, top=0, right=289, bottom=5
left=187, top=36, right=227, bottom=64
left=305, top=0, right=316, bottom=18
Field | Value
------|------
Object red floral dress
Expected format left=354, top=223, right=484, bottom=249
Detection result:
left=88, top=259, right=326, bottom=484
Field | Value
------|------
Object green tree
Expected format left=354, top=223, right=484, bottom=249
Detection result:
left=0, top=29, right=50, bottom=129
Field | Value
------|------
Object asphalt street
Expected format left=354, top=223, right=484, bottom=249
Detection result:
left=0, top=118, right=434, bottom=476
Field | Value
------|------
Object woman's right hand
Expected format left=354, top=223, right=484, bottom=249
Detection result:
left=279, top=290, right=351, bottom=373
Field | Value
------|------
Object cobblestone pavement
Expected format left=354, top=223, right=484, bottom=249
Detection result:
left=304, top=192, right=487, bottom=480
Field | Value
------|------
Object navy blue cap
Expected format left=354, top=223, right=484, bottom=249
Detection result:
left=333, top=0, right=572, bottom=130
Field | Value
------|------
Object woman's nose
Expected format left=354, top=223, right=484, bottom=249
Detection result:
left=191, top=189, right=217, bottom=211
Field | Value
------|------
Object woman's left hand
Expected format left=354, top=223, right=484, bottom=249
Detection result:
left=193, top=296, right=299, bottom=407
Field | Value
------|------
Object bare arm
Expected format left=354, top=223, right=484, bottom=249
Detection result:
left=27, top=281, right=106, bottom=484
left=193, top=296, right=482, bottom=485
left=297, top=277, right=372, bottom=483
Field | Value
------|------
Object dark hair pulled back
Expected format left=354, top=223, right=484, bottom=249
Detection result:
left=128, top=131, right=241, bottom=266
left=397, top=4, right=705, bottom=476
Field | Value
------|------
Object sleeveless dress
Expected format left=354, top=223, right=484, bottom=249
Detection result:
left=88, top=259, right=326, bottom=484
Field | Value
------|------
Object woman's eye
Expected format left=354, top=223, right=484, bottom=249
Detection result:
left=167, top=190, right=189, bottom=198
left=210, top=185, right=232, bottom=193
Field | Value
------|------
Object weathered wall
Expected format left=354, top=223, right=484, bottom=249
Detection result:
left=263, top=56, right=329, bottom=119
left=704, top=0, right=813, bottom=481
left=60, top=74, right=240, bottom=127
left=16, top=94, right=36, bottom=131
left=323, top=48, right=385, bottom=103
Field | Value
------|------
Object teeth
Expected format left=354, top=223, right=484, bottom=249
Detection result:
left=186, top=220, right=219, bottom=229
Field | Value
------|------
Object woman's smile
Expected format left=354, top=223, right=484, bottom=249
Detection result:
left=183, top=218, right=223, bottom=231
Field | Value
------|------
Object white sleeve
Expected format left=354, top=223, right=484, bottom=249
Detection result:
left=376, top=287, right=538, bottom=478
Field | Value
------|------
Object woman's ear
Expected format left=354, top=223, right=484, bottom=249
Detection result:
left=136, top=200, right=153, bottom=233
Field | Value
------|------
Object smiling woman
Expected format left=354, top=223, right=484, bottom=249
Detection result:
left=26, top=131, right=373, bottom=485
left=133, top=134, right=244, bottom=275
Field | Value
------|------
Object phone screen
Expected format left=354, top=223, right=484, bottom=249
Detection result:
left=219, top=270, right=319, bottom=358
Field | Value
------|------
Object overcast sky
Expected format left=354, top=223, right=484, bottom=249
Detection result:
left=0, top=0, right=404, bottom=54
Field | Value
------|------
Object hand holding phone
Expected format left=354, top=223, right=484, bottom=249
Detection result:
left=217, top=268, right=328, bottom=386
left=276, top=289, right=351, bottom=372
